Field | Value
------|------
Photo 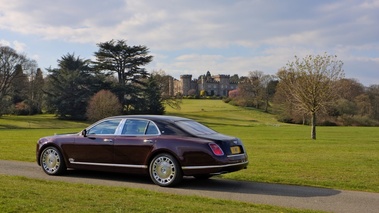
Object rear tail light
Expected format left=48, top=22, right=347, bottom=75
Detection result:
left=209, top=143, right=224, bottom=156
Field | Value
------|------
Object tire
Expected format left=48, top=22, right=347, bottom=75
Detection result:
left=149, top=153, right=182, bottom=187
left=40, top=146, right=66, bottom=175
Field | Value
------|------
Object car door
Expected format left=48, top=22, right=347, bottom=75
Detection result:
left=113, top=119, right=159, bottom=169
left=66, top=118, right=123, bottom=165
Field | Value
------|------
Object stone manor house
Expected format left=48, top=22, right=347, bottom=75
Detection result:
left=168, top=71, right=238, bottom=97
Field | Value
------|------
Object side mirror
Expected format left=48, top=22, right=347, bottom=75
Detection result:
left=81, top=129, right=87, bottom=137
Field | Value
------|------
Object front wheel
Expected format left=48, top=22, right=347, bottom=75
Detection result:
left=149, top=153, right=182, bottom=187
left=40, top=146, right=66, bottom=175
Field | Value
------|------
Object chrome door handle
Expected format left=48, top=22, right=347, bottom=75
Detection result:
left=103, top=139, right=113, bottom=142
left=143, top=139, right=153, bottom=143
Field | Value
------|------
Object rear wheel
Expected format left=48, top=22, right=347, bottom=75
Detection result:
left=149, top=153, right=182, bottom=187
left=40, top=146, right=66, bottom=175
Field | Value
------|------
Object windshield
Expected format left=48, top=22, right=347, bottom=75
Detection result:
left=175, top=120, right=217, bottom=135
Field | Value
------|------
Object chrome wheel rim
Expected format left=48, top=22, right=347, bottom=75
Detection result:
left=41, top=148, right=61, bottom=174
left=151, top=156, right=176, bottom=185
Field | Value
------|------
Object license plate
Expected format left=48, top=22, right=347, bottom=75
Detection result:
left=230, top=146, right=241, bottom=154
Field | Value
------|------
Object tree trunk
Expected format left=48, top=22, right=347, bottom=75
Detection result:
left=311, top=112, right=316, bottom=140
left=264, top=96, right=269, bottom=112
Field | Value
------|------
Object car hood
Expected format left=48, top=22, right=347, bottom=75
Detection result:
left=42, top=133, right=79, bottom=140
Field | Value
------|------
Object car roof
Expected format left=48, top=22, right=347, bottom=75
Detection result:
left=106, top=115, right=192, bottom=122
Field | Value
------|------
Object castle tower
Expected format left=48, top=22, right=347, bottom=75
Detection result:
left=180, top=75, right=192, bottom=96
left=218, top=75, right=230, bottom=96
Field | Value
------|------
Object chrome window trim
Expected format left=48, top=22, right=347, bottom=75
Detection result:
left=86, top=118, right=123, bottom=135
left=119, top=118, right=161, bottom=136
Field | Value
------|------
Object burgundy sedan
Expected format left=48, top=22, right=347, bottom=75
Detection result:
left=36, top=115, right=248, bottom=187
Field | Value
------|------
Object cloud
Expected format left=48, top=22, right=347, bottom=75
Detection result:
left=0, top=39, right=26, bottom=52
left=0, top=0, right=378, bottom=85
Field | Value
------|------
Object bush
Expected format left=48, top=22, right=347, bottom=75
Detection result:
left=13, top=102, right=30, bottom=115
left=338, top=115, right=379, bottom=126
left=86, top=90, right=122, bottom=122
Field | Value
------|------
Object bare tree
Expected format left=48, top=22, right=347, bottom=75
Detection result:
left=0, top=46, right=29, bottom=115
left=236, top=71, right=277, bottom=111
left=277, top=53, right=344, bottom=139
left=86, top=90, right=122, bottom=122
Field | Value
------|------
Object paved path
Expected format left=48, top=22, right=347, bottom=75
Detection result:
left=1, top=160, right=378, bottom=212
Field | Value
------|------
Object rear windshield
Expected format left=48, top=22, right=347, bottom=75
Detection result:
left=175, top=120, right=217, bottom=135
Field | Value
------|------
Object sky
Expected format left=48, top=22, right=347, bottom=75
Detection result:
left=0, top=0, right=378, bottom=86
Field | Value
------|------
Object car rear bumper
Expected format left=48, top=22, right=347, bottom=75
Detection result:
left=181, top=160, right=248, bottom=176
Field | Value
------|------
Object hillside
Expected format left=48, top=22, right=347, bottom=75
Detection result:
left=165, top=99, right=283, bottom=128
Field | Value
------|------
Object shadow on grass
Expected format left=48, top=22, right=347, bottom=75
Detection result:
left=64, top=170, right=340, bottom=198
left=0, top=124, right=22, bottom=129
left=0, top=116, right=89, bottom=129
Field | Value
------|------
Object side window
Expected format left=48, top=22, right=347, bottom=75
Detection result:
left=154, top=121, right=187, bottom=136
left=87, top=119, right=122, bottom=135
left=122, top=119, right=148, bottom=135
left=146, top=121, right=159, bottom=135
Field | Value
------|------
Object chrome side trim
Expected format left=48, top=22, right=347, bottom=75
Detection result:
left=181, top=161, right=248, bottom=170
left=70, top=161, right=148, bottom=169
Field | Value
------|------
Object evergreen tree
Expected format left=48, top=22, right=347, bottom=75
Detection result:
left=10, top=64, right=29, bottom=104
left=93, top=39, right=153, bottom=114
left=30, top=68, right=45, bottom=113
left=141, top=76, right=165, bottom=114
left=44, top=53, right=105, bottom=120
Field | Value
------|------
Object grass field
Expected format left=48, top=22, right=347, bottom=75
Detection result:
left=166, top=100, right=379, bottom=192
left=0, top=99, right=378, bottom=193
left=0, top=175, right=320, bottom=213
left=0, top=99, right=378, bottom=212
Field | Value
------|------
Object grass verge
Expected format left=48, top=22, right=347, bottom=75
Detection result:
left=0, top=175, right=322, bottom=213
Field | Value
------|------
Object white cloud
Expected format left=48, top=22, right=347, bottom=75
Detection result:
left=0, top=0, right=378, bottom=85
left=0, top=39, right=11, bottom=46
left=0, top=39, right=26, bottom=52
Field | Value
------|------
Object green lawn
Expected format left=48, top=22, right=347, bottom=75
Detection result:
left=0, top=175, right=321, bottom=213
left=1, top=100, right=378, bottom=193
left=1, top=99, right=377, bottom=212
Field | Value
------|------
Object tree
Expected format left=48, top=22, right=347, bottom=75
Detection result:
left=86, top=90, right=122, bottom=121
left=200, top=90, right=207, bottom=97
left=322, top=78, right=365, bottom=124
left=366, top=85, right=379, bottom=121
left=30, top=68, right=44, bottom=113
left=151, top=70, right=182, bottom=109
left=93, top=39, right=153, bottom=112
left=230, top=74, right=239, bottom=83
left=277, top=53, right=344, bottom=139
left=141, top=76, right=165, bottom=114
left=232, top=71, right=276, bottom=110
left=263, top=77, right=278, bottom=112
left=44, top=53, right=104, bottom=120
left=0, top=46, right=29, bottom=115
left=10, top=64, right=29, bottom=105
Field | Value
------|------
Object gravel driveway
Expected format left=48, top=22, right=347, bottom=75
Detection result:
left=1, top=160, right=378, bottom=213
